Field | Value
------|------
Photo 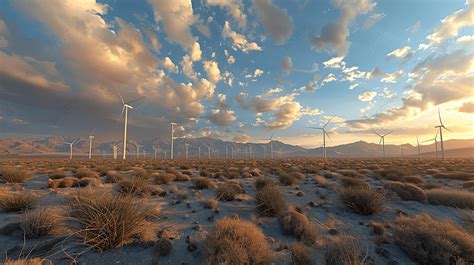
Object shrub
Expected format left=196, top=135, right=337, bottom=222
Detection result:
left=279, top=173, right=298, bottom=186
left=0, top=192, right=36, bottom=212
left=433, top=172, right=474, bottom=181
left=384, top=181, right=427, bottom=201
left=325, top=235, right=363, bottom=265
left=68, top=190, right=152, bottom=250
left=48, top=171, right=68, bottom=179
left=21, top=207, right=59, bottom=238
left=0, top=167, right=31, bottom=183
left=200, top=198, right=218, bottom=211
left=379, top=168, right=406, bottom=181
left=74, top=169, right=99, bottom=179
left=462, top=180, right=474, bottom=189
left=314, top=175, right=331, bottom=188
left=393, top=214, right=474, bottom=264
left=280, top=209, right=318, bottom=244
left=427, top=189, right=474, bottom=209
left=339, top=187, right=384, bottom=215
left=339, top=176, right=369, bottom=189
left=290, top=242, right=314, bottom=265
left=117, top=177, right=149, bottom=196
left=3, top=258, right=49, bottom=265
left=403, top=175, right=425, bottom=184
left=256, top=184, right=286, bottom=217
left=153, top=173, right=176, bottom=185
left=48, top=177, right=80, bottom=189
left=255, top=177, right=274, bottom=190
left=192, top=177, right=216, bottom=189
left=215, top=182, right=242, bottom=201
left=174, top=173, right=190, bottom=181
left=103, top=171, right=125, bottom=183
left=204, top=217, right=273, bottom=265
left=291, top=172, right=306, bottom=180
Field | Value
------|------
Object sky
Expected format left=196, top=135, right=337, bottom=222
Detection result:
left=0, top=0, right=472, bottom=148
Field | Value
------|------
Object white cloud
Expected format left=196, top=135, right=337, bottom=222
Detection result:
left=456, top=35, right=474, bottom=46
left=254, top=68, right=264, bottom=77
left=222, top=21, right=262, bottom=53
left=181, top=55, right=197, bottom=80
left=358, top=91, right=377, bottom=102
left=281, top=56, right=293, bottom=73
left=363, top=12, right=384, bottom=29
left=190, top=41, right=202, bottom=61
left=224, top=49, right=235, bottom=64
left=207, top=0, right=247, bottom=29
left=387, top=46, right=414, bottom=60
left=203, top=60, right=221, bottom=84
left=323, top=73, right=336, bottom=83
left=163, top=56, right=178, bottom=73
left=206, top=108, right=236, bottom=126
left=323, top=56, right=345, bottom=68
left=253, top=0, right=293, bottom=44
left=381, top=69, right=404, bottom=83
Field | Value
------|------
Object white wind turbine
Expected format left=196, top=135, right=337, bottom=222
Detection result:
left=261, top=130, right=277, bottom=159
left=116, top=88, right=145, bottom=160
left=435, top=109, right=450, bottom=160
left=308, top=117, right=333, bottom=159
left=422, top=130, right=439, bottom=159
left=416, top=137, right=421, bottom=159
left=185, top=143, right=190, bottom=159
left=64, top=138, right=77, bottom=160
left=88, top=128, right=96, bottom=160
left=372, top=130, right=392, bottom=158
left=170, top=122, right=177, bottom=159
left=113, top=143, right=118, bottom=160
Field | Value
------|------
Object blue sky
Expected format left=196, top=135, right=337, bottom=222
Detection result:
left=0, top=0, right=472, bottom=147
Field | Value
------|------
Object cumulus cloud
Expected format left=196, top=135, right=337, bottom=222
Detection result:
left=363, top=12, right=384, bottom=29
left=205, top=109, right=236, bottom=126
left=181, top=55, right=198, bottom=80
left=207, top=0, right=247, bottom=29
left=381, top=69, right=404, bottom=83
left=232, top=133, right=251, bottom=143
left=281, top=56, right=293, bottom=73
left=253, top=0, right=293, bottom=44
left=310, top=0, right=376, bottom=55
left=203, top=60, right=221, bottom=84
left=387, top=46, right=414, bottom=61
left=222, top=21, right=262, bottom=53
left=358, top=91, right=377, bottom=102
left=427, top=0, right=473, bottom=46
left=224, top=49, right=236, bottom=64
left=456, top=35, right=474, bottom=46
left=458, top=101, right=474, bottom=113
left=149, top=0, right=197, bottom=49
left=190, top=41, right=202, bottom=61
left=163, top=56, right=178, bottom=73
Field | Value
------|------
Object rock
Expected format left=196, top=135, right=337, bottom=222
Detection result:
left=376, top=247, right=391, bottom=258
left=187, top=242, right=197, bottom=252
left=160, top=229, right=181, bottom=240
left=328, top=229, right=338, bottom=236
left=296, top=191, right=304, bottom=197
left=207, top=215, right=214, bottom=222
left=308, top=201, right=317, bottom=207
left=154, top=238, right=172, bottom=256
left=194, top=225, right=203, bottom=232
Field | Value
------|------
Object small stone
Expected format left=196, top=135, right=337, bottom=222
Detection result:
left=194, top=225, right=203, bottom=232
left=160, top=229, right=180, bottom=240
left=154, top=238, right=172, bottom=256
left=359, top=222, right=364, bottom=225
left=296, top=191, right=304, bottom=197
left=308, top=201, right=316, bottom=207
left=328, top=229, right=338, bottom=236
left=207, top=215, right=214, bottom=222
left=187, top=242, right=197, bottom=252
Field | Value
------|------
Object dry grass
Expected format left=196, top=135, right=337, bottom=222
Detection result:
left=462, top=180, right=474, bottom=189
left=0, top=192, right=37, bottom=212
left=384, top=181, right=427, bottom=201
left=325, top=235, right=364, bottom=265
left=103, top=171, right=125, bottom=183
left=74, top=169, right=99, bottom=179
left=0, top=167, right=31, bottom=183
left=117, top=177, right=149, bottom=196
left=153, top=173, right=176, bottom=184
left=393, top=214, right=474, bottom=264
left=290, top=242, right=314, bottom=265
left=314, top=175, right=332, bottom=188
left=215, top=181, right=242, bottom=201
left=67, top=190, right=152, bottom=250
left=21, top=207, right=60, bottom=238
left=433, top=172, right=474, bottom=181
left=339, top=176, right=369, bottom=189
left=192, top=176, right=216, bottom=189
left=280, top=209, right=318, bottom=244
left=3, top=258, right=50, bottom=265
left=279, top=173, right=298, bottom=186
left=255, top=177, right=274, bottom=190
left=339, top=187, right=384, bottom=215
left=426, top=189, right=474, bottom=209
left=256, top=184, right=287, bottom=217
left=200, top=198, right=218, bottom=211
left=204, top=217, right=273, bottom=265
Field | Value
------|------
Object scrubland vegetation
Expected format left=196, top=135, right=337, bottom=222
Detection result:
left=0, top=157, right=473, bottom=264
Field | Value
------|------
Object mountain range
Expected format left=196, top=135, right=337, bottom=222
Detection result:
left=0, top=136, right=472, bottom=158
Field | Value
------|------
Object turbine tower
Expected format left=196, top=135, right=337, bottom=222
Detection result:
left=113, top=143, right=117, bottom=160
left=88, top=128, right=96, bottom=160
left=64, top=138, right=77, bottom=160
left=435, top=109, right=450, bottom=160
left=185, top=143, right=190, bottom=159
left=308, top=117, right=333, bottom=159
left=416, top=137, right=421, bottom=159
left=261, top=130, right=277, bottom=159
left=116, top=88, right=145, bottom=160
left=422, top=130, right=439, bottom=159
left=372, top=130, right=392, bottom=158
left=170, top=122, right=177, bottom=159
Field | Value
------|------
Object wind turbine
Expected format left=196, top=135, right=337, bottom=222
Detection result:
left=261, top=130, right=277, bottom=159
left=170, top=122, right=177, bottom=159
left=416, top=137, right=421, bottom=159
left=372, top=130, right=392, bottom=158
left=88, top=128, right=96, bottom=160
left=435, top=109, right=450, bottom=160
left=116, top=88, right=145, bottom=160
left=185, top=143, right=190, bottom=159
left=422, top=130, right=439, bottom=159
left=308, top=117, right=333, bottom=159
left=64, top=138, right=77, bottom=160
left=113, top=143, right=118, bottom=160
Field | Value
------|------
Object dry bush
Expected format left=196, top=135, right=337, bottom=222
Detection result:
left=117, top=177, right=149, bottom=196
left=3, top=258, right=50, bottom=265
left=0, top=167, right=31, bottom=183
left=204, top=217, right=273, bottom=265
left=368, top=221, right=385, bottom=235
left=48, top=171, right=68, bottom=179
left=290, top=242, right=314, bottom=265
left=280, top=209, right=318, bottom=244
left=103, top=171, right=125, bottom=183
left=255, top=177, right=274, bottom=190
left=192, top=177, right=216, bottom=189
left=462, top=180, right=474, bottom=189
left=200, top=198, right=218, bottom=210
left=68, top=190, right=152, bottom=250
left=339, top=187, right=384, bottom=215
left=325, top=235, right=363, bottom=265
left=426, top=189, right=474, bottom=210
left=74, top=169, right=99, bottom=179
left=384, top=181, right=427, bottom=201
left=291, top=172, right=306, bottom=180
left=338, top=169, right=358, bottom=177
left=0, top=192, right=37, bottom=212
left=379, top=168, right=406, bottom=181
left=403, top=175, right=425, bottom=184
left=175, top=173, right=190, bottom=181
left=21, top=207, right=60, bottom=238
left=433, top=172, right=474, bottom=181
left=393, top=214, right=474, bottom=264
left=256, top=184, right=286, bottom=217
left=279, top=173, right=298, bottom=186
left=153, top=173, right=176, bottom=184
left=339, top=176, right=369, bottom=189
left=314, top=175, right=332, bottom=188
left=215, top=181, right=242, bottom=201
left=48, top=177, right=80, bottom=189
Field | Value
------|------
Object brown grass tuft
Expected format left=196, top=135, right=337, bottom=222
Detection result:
left=339, top=187, right=384, bottom=215
left=0, top=167, right=31, bottom=183
left=204, top=217, right=273, bottom=265
left=0, top=192, right=37, bottom=212
left=290, top=242, right=315, bottom=265
left=192, top=177, right=216, bottom=189
left=215, top=181, right=242, bottom=201
left=384, top=181, right=427, bottom=201
left=433, top=172, right=474, bottom=181
left=280, top=209, right=318, bottom=244
left=21, top=207, right=60, bottom=238
left=255, top=177, right=274, bottom=190
left=74, top=169, right=99, bottom=179
left=393, top=214, right=474, bottom=264
left=3, top=258, right=50, bottom=265
left=325, top=235, right=363, bottom=265
left=426, top=189, right=474, bottom=209
left=256, top=184, right=286, bottom=217
left=153, top=173, right=176, bottom=184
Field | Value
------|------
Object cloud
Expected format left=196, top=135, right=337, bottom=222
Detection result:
left=407, top=20, right=421, bottom=33
left=458, top=101, right=474, bottom=113
left=363, top=12, right=384, bottom=29
left=427, top=0, right=473, bottom=46
left=281, top=56, right=293, bottom=73
left=456, top=35, right=474, bottom=46
left=253, top=0, right=293, bottom=44
left=149, top=0, right=197, bottom=49
left=190, top=41, right=202, bottom=61
left=323, top=56, right=345, bottom=68
left=387, top=46, right=414, bottom=61
left=254, top=68, right=264, bottom=77
left=310, top=0, right=376, bottom=55
left=207, top=0, right=247, bottom=29
left=323, top=73, right=336, bottom=83
left=232, top=133, right=251, bottom=143
left=222, top=21, right=262, bottom=53
left=203, top=60, right=221, bottom=84
left=205, top=109, right=236, bottom=126
left=181, top=55, right=198, bottom=80
left=163, top=56, right=178, bottom=72
left=358, top=91, right=377, bottom=102
left=381, top=69, right=404, bottom=83
left=224, top=49, right=235, bottom=64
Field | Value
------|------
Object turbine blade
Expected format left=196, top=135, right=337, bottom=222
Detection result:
left=89, top=128, right=96, bottom=136
left=442, top=125, right=452, bottom=132
left=115, top=106, right=125, bottom=128
left=384, top=131, right=393, bottom=137
left=323, top=116, right=334, bottom=128
left=115, top=87, right=125, bottom=104
left=435, top=129, right=439, bottom=139
left=308, top=127, right=323, bottom=130
left=438, top=108, right=443, bottom=125
left=126, top=96, right=146, bottom=105
left=371, top=129, right=382, bottom=137
left=270, top=130, right=277, bottom=140
left=324, top=131, right=333, bottom=142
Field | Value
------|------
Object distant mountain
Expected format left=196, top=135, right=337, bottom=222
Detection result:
left=0, top=136, right=472, bottom=158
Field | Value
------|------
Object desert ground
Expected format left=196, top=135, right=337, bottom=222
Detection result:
left=0, top=158, right=473, bottom=265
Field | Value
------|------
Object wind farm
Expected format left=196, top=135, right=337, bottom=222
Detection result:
left=0, top=0, right=473, bottom=265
